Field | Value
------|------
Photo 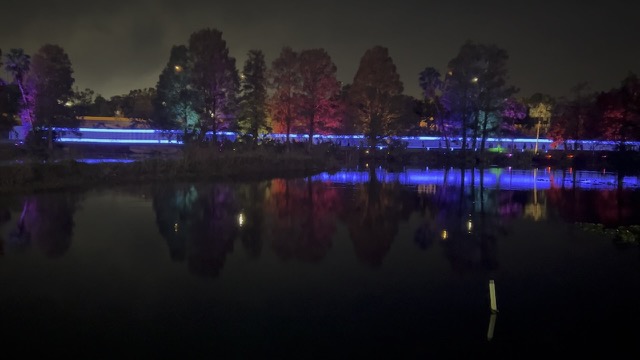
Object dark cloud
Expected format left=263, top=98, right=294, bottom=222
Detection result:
left=2, top=0, right=639, bottom=99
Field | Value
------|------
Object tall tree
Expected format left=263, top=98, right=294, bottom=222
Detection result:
left=598, top=73, right=640, bottom=149
left=441, top=42, right=482, bottom=154
left=268, top=46, right=301, bottom=146
left=238, top=49, right=268, bottom=145
left=28, top=44, right=76, bottom=150
left=419, top=67, right=450, bottom=146
left=153, top=45, right=198, bottom=132
left=298, top=48, right=341, bottom=150
left=4, top=48, right=32, bottom=128
left=441, top=41, right=516, bottom=154
left=549, top=83, right=594, bottom=150
left=527, top=94, right=554, bottom=153
left=350, top=46, right=405, bottom=149
left=188, top=28, right=239, bottom=143
left=474, top=44, right=517, bottom=152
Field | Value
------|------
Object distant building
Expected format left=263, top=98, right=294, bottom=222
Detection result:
left=76, top=116, right=149, bottom=129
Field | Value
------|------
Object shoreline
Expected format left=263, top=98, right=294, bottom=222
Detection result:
left=1, top=146, right=639, bottom=194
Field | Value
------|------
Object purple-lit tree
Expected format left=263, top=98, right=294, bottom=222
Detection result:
left=501, top=97, right=527, bottom=136
left=350, top=46, right=405, bottom=149
left=188, top=28, right=239, bottom=143
left=4, top=48, right=33, bottom=130
left=298, top=48, right=341, bottom=150
left=268, top=47, right=301, bottom=145
left=28, top=44, right=76, bottom=150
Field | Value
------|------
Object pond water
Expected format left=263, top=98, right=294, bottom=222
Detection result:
left=1, top=168, right=639, bottom=358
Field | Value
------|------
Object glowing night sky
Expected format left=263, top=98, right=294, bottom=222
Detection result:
left=1, top=0, right=639, bottom=99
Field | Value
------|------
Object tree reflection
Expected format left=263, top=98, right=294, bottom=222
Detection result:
left=340, top=167, right=405, bottom=267
left=269, top=178, right=341, bottom=262
left=8, top=193, right=81, bottom=258
left=0, top=205, right=10, bottom=256
left=414, top=168, right=502, bottom=273
left=547, top=187, right=640, bottom=227
left=235, top=182, right=270, bottom=258
left=152, top=184, right=238, bottom=278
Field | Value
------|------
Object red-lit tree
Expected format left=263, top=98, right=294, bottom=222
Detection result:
left=268, top=47, right=301, bottom=145
left=598, top=73, right=640, bottom=148
left=298, top=48, right=341, bottom=150
left=548, top=83, right=596, bottom=149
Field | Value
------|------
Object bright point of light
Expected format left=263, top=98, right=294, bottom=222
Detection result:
left=467, top=219, right=473, bottom=232
left=174, top=65, right=183, bottom=72
left=237, top=213, right=245, bottom=227
left=174, top=223, right=179, bottom=232
left=471, top=77, right=479, bottom=83
left=441, top=230, right=448, bottom=240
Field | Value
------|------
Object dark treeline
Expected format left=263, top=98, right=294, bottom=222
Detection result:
left=1, top=28, right=639, bottom=155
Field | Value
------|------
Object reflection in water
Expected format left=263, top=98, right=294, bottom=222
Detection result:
left=152, top=184, right=237, bottom=278
left=7, top=193, right=81, bottom=257
left=340, top=167, right=407, bottom=267
left=144, top=169, right=640, bottom=276
left=547, top=187, right=640, bottom=227
left=235, top=182, right=269, bottom=258
left=0, top=206, right=10, bottom=256
left=269, top=178, right=340, bottom=262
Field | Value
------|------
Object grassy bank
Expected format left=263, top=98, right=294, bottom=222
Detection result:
left=2, top=142, right=640, bottom=193
left=0, top=148, right=341, bottom=193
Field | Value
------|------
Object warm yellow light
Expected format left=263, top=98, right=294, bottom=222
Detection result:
left=467, top=219, right=473, bottom=232
left=471, top=77, right=479, bottom=83
left=174, top=65, right=183, bottom=72
left=441, top=230, right=448, bottom=240
left=238, top=213, right=245, bottom=227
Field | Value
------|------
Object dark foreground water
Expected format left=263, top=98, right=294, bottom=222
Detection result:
left=1, top=168, right=639, bottom=358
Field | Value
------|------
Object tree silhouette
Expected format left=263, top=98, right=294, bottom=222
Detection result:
left=350, top=46, right=405, bottom=150
left=188, top=28, right=239, bottom=143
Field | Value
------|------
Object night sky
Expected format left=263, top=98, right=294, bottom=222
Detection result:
left=1, top=0, right=639, bottom=100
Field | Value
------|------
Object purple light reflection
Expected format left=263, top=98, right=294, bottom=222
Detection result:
left=313, top=169, right=640, bottom=190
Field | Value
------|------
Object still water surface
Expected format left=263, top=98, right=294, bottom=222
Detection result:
left=1, top=168, right=639, bottom=358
